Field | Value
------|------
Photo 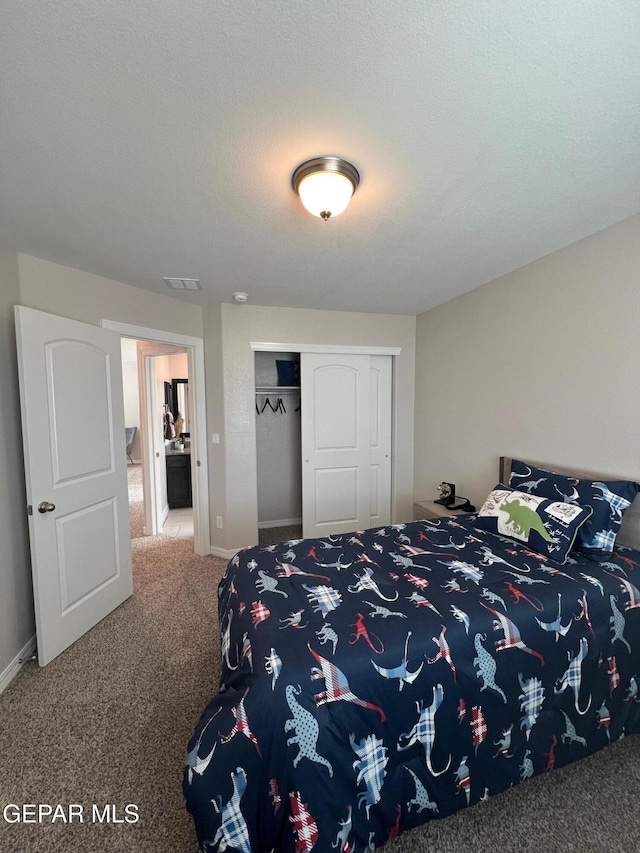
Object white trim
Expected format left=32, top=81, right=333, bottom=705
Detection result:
left=102, top=319, right=210, bottom=557
left=258, top=517, right=302, bottom=529
left=102, top=321, right=197, bottom=349
left=0, top=635, right=37, bottom=694
left=211, top=545, right=241, bottom=560
left=250, top=342, right=401, bottom=356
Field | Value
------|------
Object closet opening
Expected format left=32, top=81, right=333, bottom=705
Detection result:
left=255, top=351, right=302, bottom=545
left=102, top=318, right=210, bottom=558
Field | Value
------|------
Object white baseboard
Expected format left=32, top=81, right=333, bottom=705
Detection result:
left=211, top=518, right=302, bottom=560
left=258, top=517, right=302, bottom=529
left=210, top=545, right=242, bottom=560
left=0, top=635, right=37, bottom=695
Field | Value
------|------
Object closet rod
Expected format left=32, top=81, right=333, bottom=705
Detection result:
left=255, top=386, right=300, bottom=394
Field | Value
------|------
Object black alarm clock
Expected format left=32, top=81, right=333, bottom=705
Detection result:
left=435, top=482, right=456, bottom=506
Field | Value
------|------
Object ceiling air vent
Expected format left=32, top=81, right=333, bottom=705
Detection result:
left=164, top=277, right=201, bottom=291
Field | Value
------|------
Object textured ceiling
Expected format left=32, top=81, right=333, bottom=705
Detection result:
left=1, top=1, right=639, bottom=315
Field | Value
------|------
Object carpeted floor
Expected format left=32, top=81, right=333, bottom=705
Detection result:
left=2, top=518, right=640, bottom=852
left=0, top=533, right=222, bottom=853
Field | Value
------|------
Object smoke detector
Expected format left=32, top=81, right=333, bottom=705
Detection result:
left=232, top=292, right=249, bottom=303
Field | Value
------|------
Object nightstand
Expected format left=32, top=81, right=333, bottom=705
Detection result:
left=413, top=499, right=468, bottom=521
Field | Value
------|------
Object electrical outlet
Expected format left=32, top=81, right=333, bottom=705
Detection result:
left=212, top=433, right=220, bottom=444
left=216, top=516, right=223, bottom=529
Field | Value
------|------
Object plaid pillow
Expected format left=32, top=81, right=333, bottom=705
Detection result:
left=474, top=485, right=593, bottom=564
left=509, top=459, right=639, bottom=559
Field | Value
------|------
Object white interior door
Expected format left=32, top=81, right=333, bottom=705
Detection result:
left=301, top=353, right=391, bottom=538
left=15, top=306, right=133, bottom=666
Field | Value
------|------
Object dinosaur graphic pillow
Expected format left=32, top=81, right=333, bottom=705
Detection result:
left=509, top=459, right=639, bottom=559
left=474, top=485, right=593, bottom=564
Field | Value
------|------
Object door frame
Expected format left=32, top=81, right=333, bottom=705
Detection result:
left=250, top=341, right=400, bottom=541
left=103, top=320, right=210, bottom=557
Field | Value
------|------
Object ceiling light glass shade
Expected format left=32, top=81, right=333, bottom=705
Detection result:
left=292, top=157, right=360, bottom=220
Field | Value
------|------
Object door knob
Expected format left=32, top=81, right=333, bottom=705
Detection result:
left=37, top=501, right=56, bottom=513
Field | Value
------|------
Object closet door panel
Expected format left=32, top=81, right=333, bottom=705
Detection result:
left=301, top=354, right=370, bottom=537
left=314, top=467, right=359, bottom=525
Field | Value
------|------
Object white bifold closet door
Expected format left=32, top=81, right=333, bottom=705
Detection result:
left=301, top=353, right=391, bottom=538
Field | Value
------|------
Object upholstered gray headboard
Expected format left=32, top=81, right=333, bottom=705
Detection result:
left=499, top=456, right=640, bottom=554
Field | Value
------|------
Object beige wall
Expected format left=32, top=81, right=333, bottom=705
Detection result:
left=168, top=351, right=189, bottom=381
left=0, top=244, right=34, bottom=678
left=211, top=303, right=416, bottom=552
left=414, top=213, right=640, bottom=509
left=17, top=255, right=203, bottom=338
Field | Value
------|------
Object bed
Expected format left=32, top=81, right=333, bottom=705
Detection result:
left=184, top=457, right=640, bottom=852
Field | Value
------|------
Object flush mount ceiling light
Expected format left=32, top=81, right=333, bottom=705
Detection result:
left=292, top=156, right=360, bottom=221
left=232, top=291, right=249, bottom=303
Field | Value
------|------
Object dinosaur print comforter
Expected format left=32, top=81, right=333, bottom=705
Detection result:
left=183, top=515, right=640, bottom=852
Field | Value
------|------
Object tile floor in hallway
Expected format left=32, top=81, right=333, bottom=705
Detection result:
left=162, top=507, right=194, bottom=538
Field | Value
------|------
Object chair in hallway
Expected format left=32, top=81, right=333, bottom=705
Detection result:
left=125, top=427, right=137, bottom=464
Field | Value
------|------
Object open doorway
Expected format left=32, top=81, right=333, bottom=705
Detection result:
left=254, top=350, right=302, bottom=546
left=155, top=345, right=193, bottom=538
left=121, top=340, right=194, bottom=541
left=103, top=319, right=210, bottom=558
